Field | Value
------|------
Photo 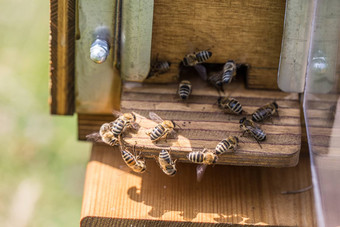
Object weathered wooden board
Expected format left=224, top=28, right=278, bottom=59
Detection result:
left=146, top=0, right=286, bottom=90
left=79, top=79, right=301, bottom=167
left=50, top=0, right=76, bottom=115
left=80, top=144, right=315, bottom=226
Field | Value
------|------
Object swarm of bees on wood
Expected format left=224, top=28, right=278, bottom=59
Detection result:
left=87, top=49, right=280, bottom=180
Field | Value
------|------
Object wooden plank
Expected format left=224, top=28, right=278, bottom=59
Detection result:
left=80, top=143, right=315, bottom=226
left=79, top=80, right=301, bottom=167
left=146, top=0, right=286, bottom=89
left=50, top=0, right=75, bottom=115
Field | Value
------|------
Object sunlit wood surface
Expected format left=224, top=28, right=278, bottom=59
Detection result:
left=80, top=143, right=315, bottom=226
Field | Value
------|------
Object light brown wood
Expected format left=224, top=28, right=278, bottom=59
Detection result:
left=146, top=0, right=286, bottom=90
left=79, top=79, right=301, bottom=167
left=80, top=143, right=315, bottom=226
left=50, top=0, right=75, bottom=115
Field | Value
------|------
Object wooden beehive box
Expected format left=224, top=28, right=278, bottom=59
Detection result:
left=50, top=0, right=304, bottom=167
left=49, top=0, right=317, bottom=226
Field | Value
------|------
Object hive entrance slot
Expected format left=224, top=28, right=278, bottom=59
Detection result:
left=119, top=76, right=301, bottom=167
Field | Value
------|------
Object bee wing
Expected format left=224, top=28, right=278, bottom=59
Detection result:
left=149, top=112, right=164, bottom=123
left=86, top=132, right=103, bottom=143
left=208, top=71, right=223, bottom=84
left=194, top=64, right=208, bottom=81
left=112, top=110, right=123, bottom=118
left=196, top=164, right=208, bottom=182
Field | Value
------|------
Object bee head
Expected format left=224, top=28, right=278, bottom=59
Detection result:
left=234, top=136, right=239, bottom=143
left=273, top=101, right=279, bottom=109
left=167, top=61, right=172, bottom=67
left=217, top=97, right=222, bottom=104
left=207, top=51, right=213, bottom=58
left=239, top=117, right=246, bottom=124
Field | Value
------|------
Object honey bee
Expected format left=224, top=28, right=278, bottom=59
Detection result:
left=251, top=102, right=279, bottom=122
left=239, top=117, right=266, bottom=148
left=99, top=123, right=119, bottom=145
left=215, top=136, right=239, bottom=155
left=85, top=111, right=138, bottom=146
left=147, top=112, right=178, bottom=142
left=221, top=60, right=237, bottom=84
left=187, top=148, right=218, bottom=165
left=147, top=59, right=171, bottom=79
left=119, top=140, right=146, bottom=173
left=178, top=80, right=192, bottom=100
left=110, top=111, right=138, bottom=137
left=157, top=149, right=177, bottom=176
left=217, top=97, right=243, bottom=115
left=183, top=50, right=212, bottom=66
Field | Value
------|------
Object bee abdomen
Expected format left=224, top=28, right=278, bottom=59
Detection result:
left=196, top=51, right=212, bottom=63
left=179, top=82, right=192, bottom=100
left=252, top=108, right=270, bottom=122
left=150, top=124, right=165, bottom=141
left=188, top=152, right=204, bottom=163
left=111, top=118, right=125, bottom=136
left=121, top=150, right=136, bottom=167
left=222, top=71, right=233, bottom=84
left=156, top=61, right=170, bottom=73
left=159, top=150, right=171, bottom=165
left=253, top=129, right=266, bottom=141
left=215, top=140, right=230, bottom=155
left=228, top=99, right=243, bottom=114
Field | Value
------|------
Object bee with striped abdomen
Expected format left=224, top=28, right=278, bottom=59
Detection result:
left=215, top=136, right=239, bottom=155
left=86, top=122, right=119, bottom=146
left=120, top=140, right=146, bottom=173
left=178, top=80, right=192, bottom=100
left=147, top=59, right=171, bottom=79
left=251, top=102, right=279, bottom=122
left=147, top=112, right=178, bottom=142
left=187, top=148, right=218, bottom=165
left=217, top=97, right=243, bottom=115
left=157, top=149, right=177, bottom=176
left=86, top=111, right=138, bottom=146
left=221, top=60, right=237, bottom=84
left=183, top=50, right=212, bottom=66
left=110, top=111, right=138, bottom=137
left=239, top=117, right=266, bottom=148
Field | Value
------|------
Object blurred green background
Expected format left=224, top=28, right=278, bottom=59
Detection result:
left=0, top=0, right=90, bottom=226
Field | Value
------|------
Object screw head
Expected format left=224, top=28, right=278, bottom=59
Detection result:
left=90, top=39, right=110, bottom=64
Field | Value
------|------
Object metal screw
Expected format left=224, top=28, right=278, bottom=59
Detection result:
left=90, top=38, right=110, bottom=64
left=311, top=50, right=328, bottom=74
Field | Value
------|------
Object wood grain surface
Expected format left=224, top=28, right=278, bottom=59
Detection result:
left=79, top=79, right=301, bottom=167
left=146, top=0, right=286, bottom=89
left=50, top=0, right=75, bottom=115
left=80, top=143, right=315, bottom=226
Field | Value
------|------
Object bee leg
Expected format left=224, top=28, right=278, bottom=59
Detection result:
left=240, top=131, right=247, bottom=137
left=255, top=139, right=263, bottom=149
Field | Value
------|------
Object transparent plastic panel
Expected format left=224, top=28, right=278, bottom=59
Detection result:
left=304, top=0, right=340, bottom=226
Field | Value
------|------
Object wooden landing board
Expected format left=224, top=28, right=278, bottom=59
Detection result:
left=146, top=0, right=286, bottom=89
left=80, top=144, right=315, bottom=226
left=79, top=80, right=301, bottom=167
left=50, top=0, right=75, bottom=115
